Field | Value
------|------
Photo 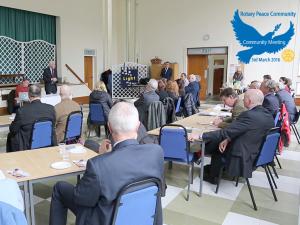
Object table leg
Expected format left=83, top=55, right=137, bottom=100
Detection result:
left=23, top=181, right=31, bottom=225
left=199, top=141, right=205, bottom=197
left=29, top=181, right=36, bottom=225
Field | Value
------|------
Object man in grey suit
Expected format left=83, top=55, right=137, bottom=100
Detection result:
left=134, top=79, right=159, bottom=123
left=49, top=102, right=164, bottom=225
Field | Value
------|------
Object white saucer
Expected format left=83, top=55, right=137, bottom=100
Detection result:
left=51, top=161, right=71, bottom=170
left=68, top=146, right=86, bottom=154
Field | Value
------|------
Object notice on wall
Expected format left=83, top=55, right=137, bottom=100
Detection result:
left=231, top=9, right=295, bottom=64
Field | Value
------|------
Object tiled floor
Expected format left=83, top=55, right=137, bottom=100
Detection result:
left=2, top=104, right=300, bottom=225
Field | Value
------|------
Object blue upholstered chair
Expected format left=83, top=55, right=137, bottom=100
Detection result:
left=30, top=119, right=53, bottom=149
left=64, top=111, right=83, bottom=143
left=112, top=178, right=161, bottom=225
left=159, top=124, right=194, bottom=201
left=88, top=103, right=108, bottom=138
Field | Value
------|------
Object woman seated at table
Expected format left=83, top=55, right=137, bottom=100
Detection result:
left=88, top=81, right=113, bottom=136
left=166, top=80, right=179, bottom=103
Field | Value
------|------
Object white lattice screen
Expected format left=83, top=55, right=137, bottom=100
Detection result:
left=112, top=62, right=148, bottom=99
left=0, top=36, right=56, bottom=84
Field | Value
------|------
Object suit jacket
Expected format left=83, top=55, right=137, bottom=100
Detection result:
left=43, top=67, right=58, bottom=94
left=276, top=90, right=297, bottom=122
left=8, top=100, right=56, bottom=151
left=73, top=139, right=164, bottom=225
left=185, top=81, right=200, bottom=106
left=203, top=105, right=274, bottom=178
left=89, top=90, right=112, bottom=120
left=218, top=97, right=246, bottom=128
left=134, top=90, right=159, bottom=124
left=55, top=99, right=81, bottom=143
left=160, top=67, right=172, bottom=80
left=262, top=92, right=279, bottom=117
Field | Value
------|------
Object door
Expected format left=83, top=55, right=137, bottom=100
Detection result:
left=213, top=68, right=224, bottom=95
left=187, top=55, right=208, bottom=100
left=84, top=56, right=93, bottom=90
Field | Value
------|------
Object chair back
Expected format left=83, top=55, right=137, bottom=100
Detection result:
left=112, top=178, right=161, bottom=225
left=64, top=111, right=83, bottom=142
left=256, top=128, right=281, bottom=167
left=159, top=124, right=191, bottom=162
left=30, top=119, right=53, bottom=149
left=89, top=103, right=107, bottom=124
left=175, top=97, right=182, bottom=113
left=274, top=111, right=280, bottom=126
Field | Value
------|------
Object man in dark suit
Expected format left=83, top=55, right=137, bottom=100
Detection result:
left=185, top=74, right=200, bottom=106
left=260, top=79, right=279, bottom=117
left=190, top=89, right=274, bottom=183
left=134, top=79, right=159, bottom=123
left=160, top=62, right=172, bottom=80
left=6, top=85, right=56, bottom=152
left=43, top=61, right=58, bottom=94
left=49, top=102, right=164, bottom=225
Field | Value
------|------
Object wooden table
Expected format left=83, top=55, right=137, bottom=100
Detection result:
left=0, top=115, right=13, bottom=127
left=0, top=145, right=98, bottom=225
left=148, top=113, right=220, bottom=197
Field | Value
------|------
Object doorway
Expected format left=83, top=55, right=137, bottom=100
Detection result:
left=84, top=56, right=93, bottom=90
left=187, top=55, right=208, bottom=100
left=213, top=68, right=224, bottom=95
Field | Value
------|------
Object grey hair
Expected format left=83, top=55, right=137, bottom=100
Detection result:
left=276, top=81, right=286, bottom=90
left=265, top=80, right=277, bottom=92
left=108, top=102, right=139, bottom=134
left=60, top=85, right=72, bottom=100
left=147, top=79, right=158, bottom=91
left=189, top=74, right=196, bottom=82
left=29, top=84, right=41, bottom=98
left=245, top=89, right=264, bottom=106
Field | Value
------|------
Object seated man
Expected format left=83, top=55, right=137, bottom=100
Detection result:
left=276, top=82, right=298, bottom=122
left=15, top=78, right=29, bottom=99
left=55, top=85, right=81, bottom=143
left=260, top=79, right=279, bottom=117
left=6, top=85, right=56, bottom=152
left=213, top=88, right=246, bottom=128
left=134, top=79, right=159, bottom=122
left=248, top=80, right=261, bottom=89
left=190, top=89, right=274, bottom=183
left=49, top=102, right=164, bottom=225
left=185, top=74, right=200, bottom=106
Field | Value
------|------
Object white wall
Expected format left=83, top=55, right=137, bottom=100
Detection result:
left=0, top=0, right=103, bottom=83
left=135, top=0, right=300, bottom=88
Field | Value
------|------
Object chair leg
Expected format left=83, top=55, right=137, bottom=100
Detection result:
left=267, top=165, right=277, bottom=189
left=215, top=166, right=224, bottom=194
left=275, top=155, right=282, bottom=169
left=191, top=163, right=194, bottom=184
left=77, top=175, right=81, bottom=184
left=235, top=177, right=239, bottom=187
left=246, top=178, right=257, bottom=211
left=264, top=166, right=278, bottom=201
left=187, top=164, right=192, bottom=201
left=270, top=163, right=279, bottom=179
left=168, top=161, right=173, bottom=170
left=291, top=124, right=300, bottom=144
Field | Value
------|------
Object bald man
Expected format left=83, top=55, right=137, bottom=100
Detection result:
left=190, top=89, right=274, bottom=184
left=55, top=85, right=81, bottom=143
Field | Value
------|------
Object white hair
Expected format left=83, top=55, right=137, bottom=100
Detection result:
left=189, top=74, right=196, bottom=82
left=60, top=85, right=72, bottom=100
left=108, top=102, right=139, bottom=134
left=147, top=79, right=158, bottom=91
left=277, top=82, right=286, bottom=90
left=245, top=89, right=264, bottom=106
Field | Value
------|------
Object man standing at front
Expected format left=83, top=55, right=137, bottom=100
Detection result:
left=49, top=102, right=164, bottom=225
left=160, top=62, right=173, bottom=80
left=43, top=61, right=58, bottom=94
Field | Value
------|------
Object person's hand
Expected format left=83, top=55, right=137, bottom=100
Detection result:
left=51, top=78, right=57, bottom=82
left=188, top=133, right=200, bottom=142
left=219, top=139, right=230, bottom=153
left=99, top=139, right=112, bottom=154
left=213, top=117, right=223, bottom=126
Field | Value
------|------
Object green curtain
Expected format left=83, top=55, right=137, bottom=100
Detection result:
left=0, top=6, right=56, bottom=44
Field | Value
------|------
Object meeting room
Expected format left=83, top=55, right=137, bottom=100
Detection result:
left=0, top=1, right=299, bottom=225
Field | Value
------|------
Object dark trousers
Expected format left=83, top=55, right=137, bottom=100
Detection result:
left=49, top=181, right=79, bottom=225
left=204, top=136, right=228, bottom=178
left=45, top=83, right=57, bottom=94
